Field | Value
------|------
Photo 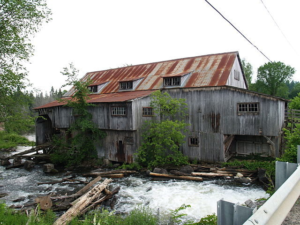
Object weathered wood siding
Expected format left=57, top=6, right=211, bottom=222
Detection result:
left=90, top=102, right=133, bottom=130
left=226, top=57, right=247, bottom=89
left=166, top=88, right=286, bottom=136
left=36, top=115, right=53, bottom=145
left=96, top=130, right=137, bottom=163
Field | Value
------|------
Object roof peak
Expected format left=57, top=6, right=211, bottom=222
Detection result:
left=87, top=51, right=239, bottom=74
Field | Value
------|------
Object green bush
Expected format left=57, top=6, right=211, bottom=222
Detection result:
left=0, top=131, right=34, bottom=149
left=277, top=128, right=300, bottom=163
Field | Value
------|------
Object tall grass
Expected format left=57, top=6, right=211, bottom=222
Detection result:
left=0, top=131, right=35, bottom=149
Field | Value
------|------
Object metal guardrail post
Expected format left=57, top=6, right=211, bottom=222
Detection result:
left=244, top=165, right=300, bottom=225
left=275, top=161, right=297, bottom=190
left=217, top=200, right=256, bottom=225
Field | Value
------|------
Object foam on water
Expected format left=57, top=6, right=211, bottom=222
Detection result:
left=114, top=176, right=269, bottom=222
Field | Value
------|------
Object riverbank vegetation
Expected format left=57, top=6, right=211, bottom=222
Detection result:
left=0, top=203, right=217, bottom=225
left=136, top=91, right=189, bottom=168
left=0, top=131, right=34, bottom=149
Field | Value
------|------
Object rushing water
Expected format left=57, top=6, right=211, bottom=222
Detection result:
left=0, top=134, right=269, bottom=223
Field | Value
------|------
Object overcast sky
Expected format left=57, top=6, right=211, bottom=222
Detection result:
left=27, top=0, right=300, bottom=93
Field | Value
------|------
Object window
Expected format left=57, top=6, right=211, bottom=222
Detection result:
left=237, top=103, right=259, bottom=115
left=111, top=106, right=126, bottom=116
left=88, top=85, right=98, bottom=93
left=164, top=77, right=181, bottom=87
left=142, top=107, right=154, bottom=116
left=120, top=81, right=133, bottom=90
left=234, top=70, right=240, bottom=80
left=189, top=137, right=199, bottom=146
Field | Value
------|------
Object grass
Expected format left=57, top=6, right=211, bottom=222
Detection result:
left=0, top=131, right=35, bottom=149
left=0, top=204, right=159, bottom=225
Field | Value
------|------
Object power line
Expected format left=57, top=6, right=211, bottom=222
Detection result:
left=260, top=0, right=299, bottom=56
left=205, top=0, right=271, bottom=62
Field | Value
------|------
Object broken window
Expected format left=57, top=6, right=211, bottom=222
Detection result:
left=237, top=102, right=259, bottom=115
left=88, top=85, right=98, bottom=93
left=120, top=81, right=133, bottom=90
left=234, top=70, right=240, bottom=80
left=142, top=107, right=154, bottom=116
left=164, top=77, right=181, bottom=87
left=189, top=137, right=199, bottom=146
left=111, top=106, right=126, bottom=116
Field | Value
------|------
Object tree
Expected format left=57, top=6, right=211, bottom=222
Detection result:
left=0, top=0, right=51, bottom=132
left=137, top=91, right=189, bottom=168
left=255, top=61, right=295, bottom=97
left=51, top=64, right=106, bottom=166
left=241, top=59, right=253, bottom=87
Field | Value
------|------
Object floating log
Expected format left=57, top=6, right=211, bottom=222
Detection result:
left=191, top=172, right=233, bottom=177
left=51, top=176, right=102, bottom=200
left=53, top=178, right=112, bottom=225
left=149, top=172, right=203, bottom=181
left=83, top=170, right=137, bottom=177
left=83, top=173, right=124, bottom=178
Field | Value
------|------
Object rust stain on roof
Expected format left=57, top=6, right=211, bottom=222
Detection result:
left=34, top=91, right=155, bottom=109
left=37, top=52, right=242, bottom=109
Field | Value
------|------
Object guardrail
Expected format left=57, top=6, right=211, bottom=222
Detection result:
left=217, top=146, right=300, bottom=225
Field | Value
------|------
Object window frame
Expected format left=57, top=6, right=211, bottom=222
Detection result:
left=88, top=85, right=98, bottom=93
left=119, top=81, right=133, bottom=90
left=111, top=106, right=127, bottom=116
left=234, top=70, right=240, bottom=81
left=163, top=76, right=181, bottom=87
left=237, top=102, right=260, bottom=115
left=142, top=107, right=154, bottom=117
left=189, top=137, right=199, bottom=147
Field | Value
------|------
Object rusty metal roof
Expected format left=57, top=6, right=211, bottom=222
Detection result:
left=64, top=51, right=239, bottom=96
left=34, top=90, right=155, bottom=109
left=36, top=52, right=241, bottom=109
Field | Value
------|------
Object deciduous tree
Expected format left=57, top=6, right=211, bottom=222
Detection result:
left=137, top=91, right=189, bottom=168
left=0, top=0, right=51, bottom=131
left=255, top=61, right=295, bottom=97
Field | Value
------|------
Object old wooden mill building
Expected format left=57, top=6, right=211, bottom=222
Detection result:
left=35, top=52, right=287, bottom=163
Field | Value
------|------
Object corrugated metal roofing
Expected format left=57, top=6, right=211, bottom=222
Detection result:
left=65, top=51, right=239, bottom=96
left=36, top=52, right=242, bottom=109
left=34, top=90, right=155, bottom=109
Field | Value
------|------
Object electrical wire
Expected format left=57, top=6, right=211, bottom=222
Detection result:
left=260, top=0, right=299, bottom=56
left=205, top=0, right=271, bottom=62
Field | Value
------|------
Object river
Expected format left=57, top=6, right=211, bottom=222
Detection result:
left=0, top=134, right=269, bottom=223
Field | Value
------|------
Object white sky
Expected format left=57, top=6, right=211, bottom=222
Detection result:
left=27, top=0, right=300, bottom=93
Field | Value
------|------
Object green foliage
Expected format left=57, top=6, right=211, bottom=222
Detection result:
left=241, top=59, right=253, bottom=87
left=79, top=208, right=158, bottom=225
left=137, top=91, right=189, bottom=168
left=0, top=0, right=51, bottom=129
left=0, top=131, right=34, bottom=149
left=0, top=203, right=55, bottom=225
left=289, top=92, right=300, bottom=110
left=277, top=128, right=300, bottom=163
left=191, top=213, right=217, bottom=225
left=51, top=64, right=106, bottom=166
left=255, top=61, right=295, bottom=97
left=222, top=160, right=275, bottom=180
left=170, top=204, right=191, bottom=224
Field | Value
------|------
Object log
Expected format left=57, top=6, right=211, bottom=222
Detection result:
left=149, top=172, right=203, bottom=181
left=169, top=170, right=190, bottom=176
left=35, top=195, right=52, bottom=210
left=84, top=173, right=124, bottom=178
left=91, top=169, right=137, bottom=174
left=53, top=178, right=112, bottom=225
left=51, top=176, right=102, bottom=200
left=191, top=172, right=233, bottom=177
left=80, top=186, right=120, bottom=215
